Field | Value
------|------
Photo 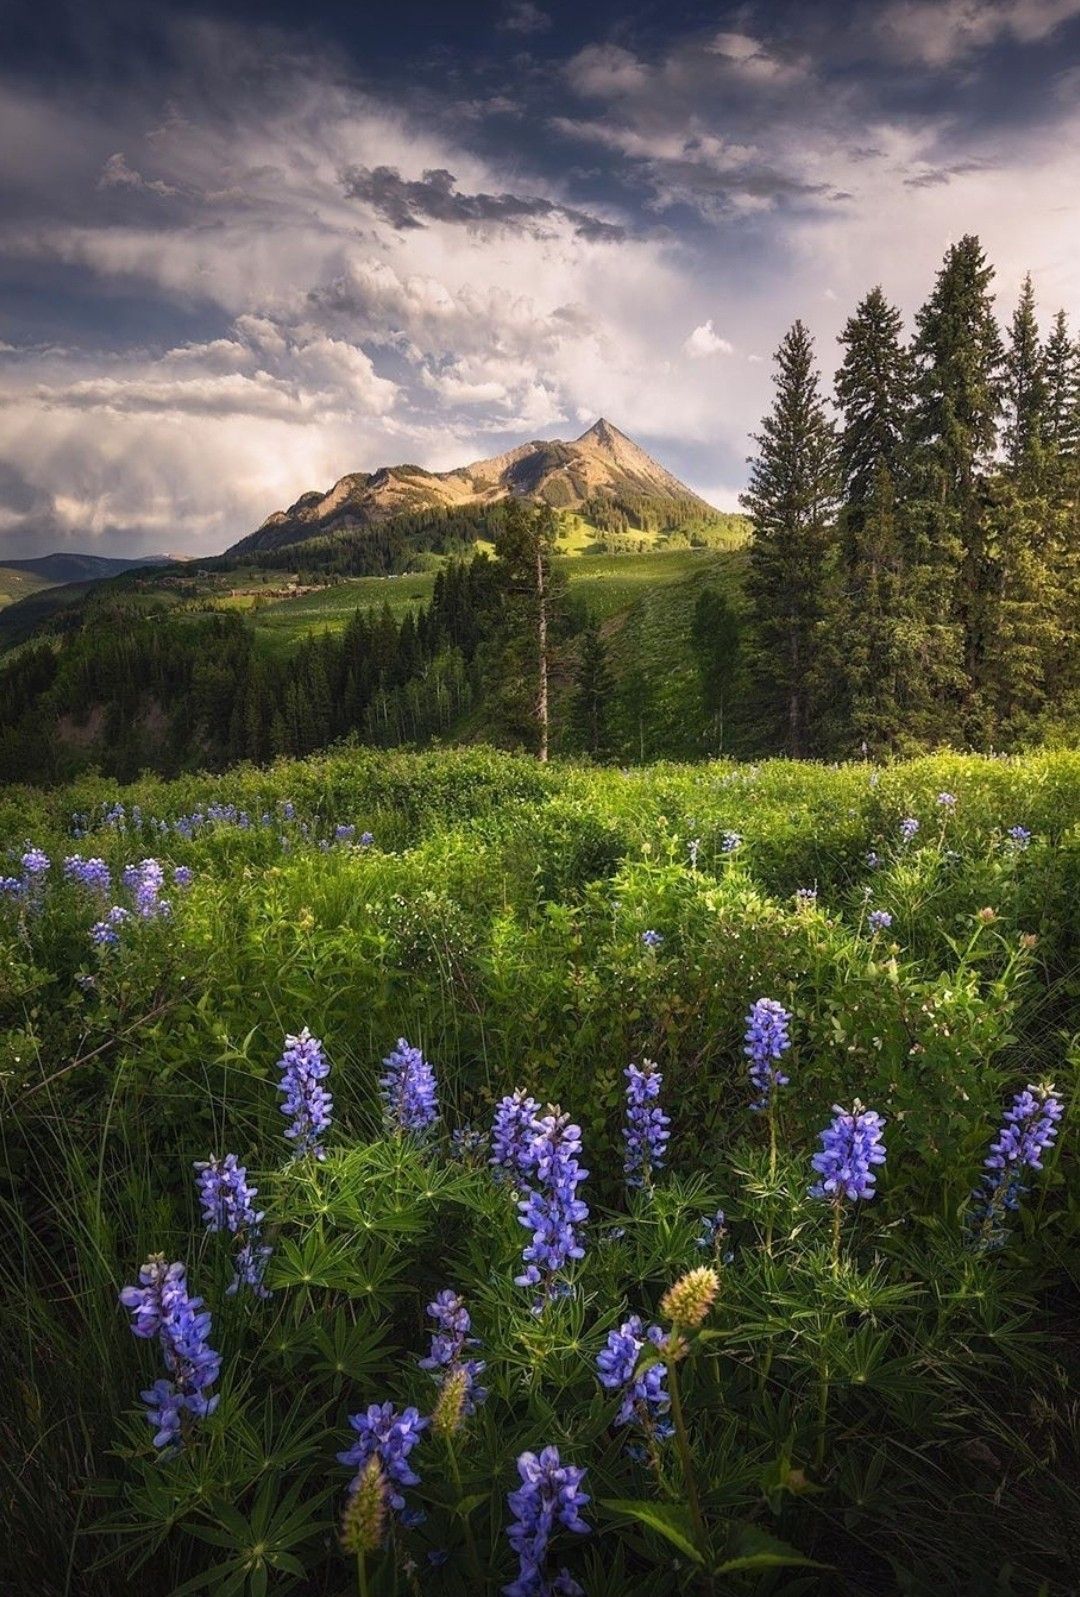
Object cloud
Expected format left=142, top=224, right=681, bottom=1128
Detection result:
left=565, top=44, right=650, bottom=99
left=340, top=164, right=625, bottom=240
left=498, top=1, right=551, bottom=35
left=684, top=321, right=734, bottom=357
left=98, top=152, right=179, bottom=197
left=877, top=0, right=1080, bottom=67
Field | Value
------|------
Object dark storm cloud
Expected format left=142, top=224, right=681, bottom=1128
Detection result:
left=340, top=164, right=625, bottom=240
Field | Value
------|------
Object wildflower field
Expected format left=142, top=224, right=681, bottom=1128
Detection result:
left=2, top=747, right=1079, bottom=1596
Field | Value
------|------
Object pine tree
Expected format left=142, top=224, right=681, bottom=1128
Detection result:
left=490, top=501, right=564, bottom=758
left=1003, top=272, right=1048, bottom=478
left=740, top=320, right=837, bottom=756
left=835, top=286, right=912, bottom=510
left=908, top=235, right=1006, bottom=721
left=1044, top=309, right=1080, bottom=458
left=568, top=618, right=614, bottom=758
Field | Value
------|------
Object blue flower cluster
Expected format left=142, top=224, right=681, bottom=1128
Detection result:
left=63, top=855, right=112, bottom=895
left=623, top=1059, right=670, bottom=1188
left=77, top=795, right=375, bottom=855
left=123, top=858, right=171, bottom=918
left=900, top=816, right=920, bottom=842
left=695, top=1207, right=732, bottom=1261
left=515, top=1109, right=589, bottom=1308
left=491, top=1089, right=539, bottom=1179
left=970, top=1083, right=1063, bottom=1247
left=744, top=997, right=792, bottom=1113
left=338, top=1402, right=429, bottom=1525
left=193, top=1154, right=271, bottom=1297
left=380, top=1037, right=439, bottom=1134
left=721, top=830, right=743, bottom=852
left=809, top=1102, right=887, bottom=1202
left=640, top=928, right=663, bottom=949
left=418, top=1289, right=487, bottom=1413
left=505, top=1446, right=590, bottom=1597
left=868, top=908, right=893, bottom=934
left=276, top=1028, right=333, bottom=1159
left=119, top=1256, right=221, bottom=1448
left=596, top=1315, right=671, bottom=1436
left=1007, top=824, right=1032, bottom=850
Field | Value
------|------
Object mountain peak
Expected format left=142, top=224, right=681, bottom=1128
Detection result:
left=229, top=419, right=713, bottom=557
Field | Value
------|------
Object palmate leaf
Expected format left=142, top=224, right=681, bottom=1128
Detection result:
left=599, top=1498, right=703, bottom=1563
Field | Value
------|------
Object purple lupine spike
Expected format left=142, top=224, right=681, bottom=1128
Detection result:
left=809, top=1101, right=886, bottom=1203
left=515, top=1109, right=589, bottom=1310
left=119, top=1256, right=220, bottom=1447
left=596, top=1315, right=672, bottom=1436
left=744, top=998, right=792, bottom=1112
left=505, top=1446, right=590, bottom=1597
left=380, top=1037, right=439, bottom=1133
left=491, top=1089, right=540, bottom=1179
left=969, top=1083, right=1063, bottom=1249
left=622, top=1059, right=670, bottom=1189
left=276, top=1028, right=333, bottom=1159
left=338, top=1402, right=428, bottom=1522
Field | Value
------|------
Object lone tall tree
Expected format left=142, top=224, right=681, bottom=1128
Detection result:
left=741, top=320, right=837, bottom=756
left=568, top=617, right=615, bottom=758
left=491, top=500, right=563, bottom=759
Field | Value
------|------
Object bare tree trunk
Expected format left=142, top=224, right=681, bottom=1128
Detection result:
left=536, top=543, right=549, bottom=762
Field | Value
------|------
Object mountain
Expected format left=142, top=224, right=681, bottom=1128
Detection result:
left=0, top=552, right=174, bottom=585
left=227, top=419, right=714, bottom=557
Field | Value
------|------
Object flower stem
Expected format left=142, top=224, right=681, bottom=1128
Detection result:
left=356, top=1549, right=369, bottom=1597
left=446, top=1433, right=484, bottom=1588
left=665, top=1340, right=709, bottom=1569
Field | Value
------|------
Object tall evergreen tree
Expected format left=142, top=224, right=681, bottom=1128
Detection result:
left=489, top=501, right=564, bottom=758
left=568, top=618, right=614, bottom=758
left=741, top=320, right=837, bottom=756
left=1003, top=272, right=1048, bottom=478
left=835, top=286, right=912, bottom=510
left=1043, top=309, right=1080, bottom=459
left=908, top=235, right=1005, bottom=719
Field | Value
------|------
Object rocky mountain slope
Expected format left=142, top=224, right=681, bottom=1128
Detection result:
left=227, top=419, right=713, bottom=557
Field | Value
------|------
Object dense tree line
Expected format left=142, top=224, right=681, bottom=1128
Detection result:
left=739, top=235, right=1080, bottom=756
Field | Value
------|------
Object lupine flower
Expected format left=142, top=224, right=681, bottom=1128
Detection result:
left=276, top=1028, right=333, bottom=1159
left=340, top=1456, right=388, bottom=1555
left=21, top=847, right=50, bottom=877
left=868, top=909, right=893, bottom=934
left=744, top=998, right=792, bottom=1113
left=123, top=859, right=170, bottom=918
left=418, top=1289, right=487, bottom=1412
left=969, top=1083, right=1063, bottom=1248
left=63, top=855, right=111, bottom=895
left=660, top=1266, right=719, bottom=1330
left=899, top=817, right=920, bottom=843
left=360, top=831, right=374, bottom=846
left=516, top=1110, right=588, bottom=1308
left=450, top=1124, right=489, bottom=1163
left=338, top=1403, right=428, bottom=1521
left=491, top=1090, right=540, bottom=1179
left=721, top=830, right=742, bottom=852
left=795, top=886, right=818, bottom=910
left=695, top=1207, right=732, bottom=1261
left=173, top=865, right=194, bottom=888
left=0, top=874, right=25, bottom=899
left=193, top=1154, right=271, bottom=1297
left=1007, top=825, right=1031, bottom=850
left=380, top=1037, right=439, bottom=1134
left=596, top=1316, right=671, bottom=1435
left=119, top=1256, right=220, bottom=1448
left=937, top=792, right=957, bottom=809
left=688, top=837, right=700, bottom=870
left=334, top=824, right=356, bottom=842
left=641, top=929, right=663, bottom=949
left=432, top=1365, right=470, bottom=1438
left=622, top=1059, right=670, bottom=1188
left=809, top=1102, right=886, bottom=1203
left=866, top=850, right=881, bottom=870
left=504, top=1446, right=590, bottom=1597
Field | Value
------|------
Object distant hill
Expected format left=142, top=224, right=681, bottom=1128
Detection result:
left=0, top=552, right=173, bottom=585
left=228, top=419, right=716, bottom=558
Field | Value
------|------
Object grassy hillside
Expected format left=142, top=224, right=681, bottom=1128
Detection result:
left=2, top=747, right=1079, bottom=1595
left=0, top=565, right=50, bottom=609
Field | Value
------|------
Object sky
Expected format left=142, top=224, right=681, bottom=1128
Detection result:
left=2, top=0, right=1080, bottom=558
